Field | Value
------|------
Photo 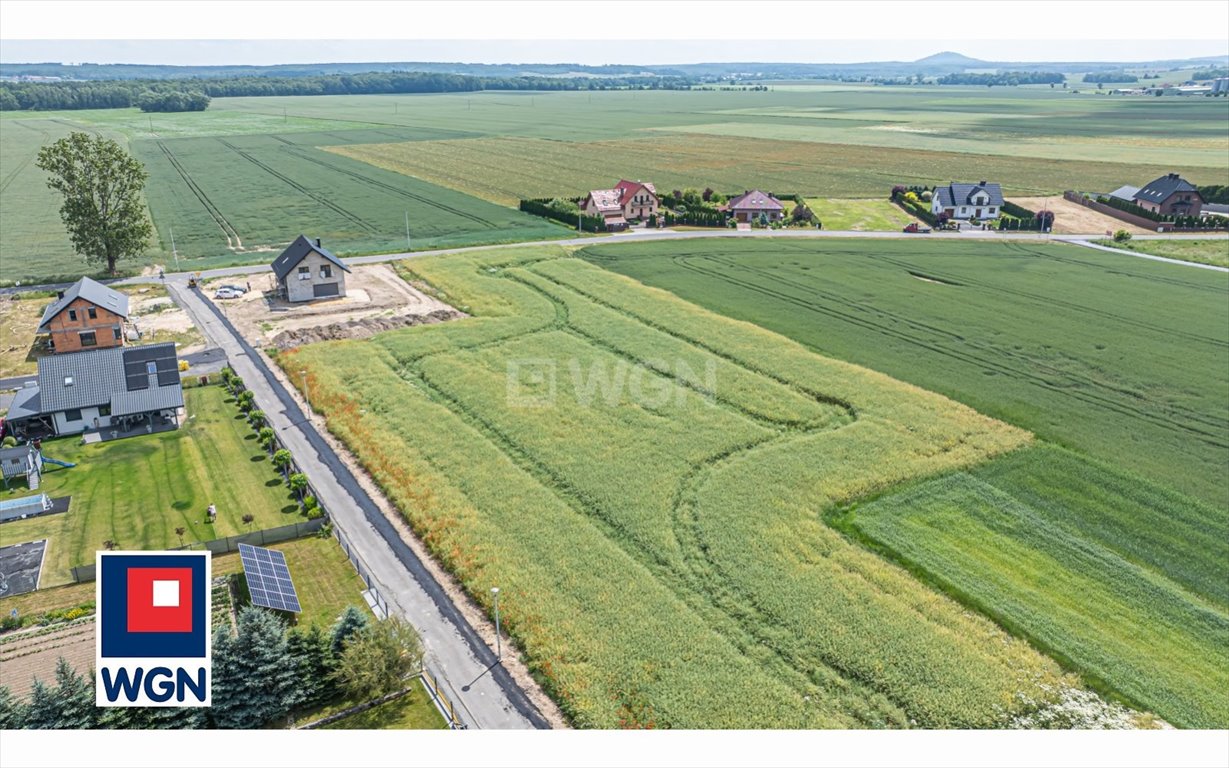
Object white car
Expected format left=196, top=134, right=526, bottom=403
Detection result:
left=214, top=288, right=240, bottom=300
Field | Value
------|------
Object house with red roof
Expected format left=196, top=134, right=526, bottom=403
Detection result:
left=581, top=179, right=659, bottom=228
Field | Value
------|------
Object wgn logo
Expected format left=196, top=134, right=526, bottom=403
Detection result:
left=95, top=552, right=211, bottom=707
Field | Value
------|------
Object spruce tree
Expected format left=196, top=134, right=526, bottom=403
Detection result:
left=329, top=606, right=369, bottom=657
left=24, top=680, right=58, bottom=730
left=287, top=624, right=337, bottom=709
left=0, top=685, right=27, bottom=729
left=51, top=658, right=97, bottom=729
left=209, top=607, right=298, bottom=729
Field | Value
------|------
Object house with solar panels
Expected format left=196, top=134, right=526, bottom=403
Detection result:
left=3, top=342, right=185, bottom=440
left=37, top=276, right=130, bottom=354
left=271, top=235, right=351, bottom=303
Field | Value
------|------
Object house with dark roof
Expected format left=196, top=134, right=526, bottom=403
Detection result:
left=37, top=276, right=129, bottom=354
left=581, top=180, right=659, bottom=227
left=727, top=190, right=786, bottom=223
left=932, top=181, right=1004, bottom=221
left=1132, top=174, right=1203, bottom=216
left=2, top=342, right=184, bottom=440
left=272, top=235, right=351, bottom=303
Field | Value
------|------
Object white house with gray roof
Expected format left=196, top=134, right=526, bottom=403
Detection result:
left=932, top=181, right=1004, bottom=221
left=272, top=235, right=351, bottom=303
left=3, top=342, right=184, bottom=440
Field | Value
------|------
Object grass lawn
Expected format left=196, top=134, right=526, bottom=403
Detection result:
left=0, top=385, right=305, bottom=586
left=1094, top=238, right=1229, bottom=268
left=0, top=535, right=370, bottom=630
left=299, top=680, right=446, bottom=730
left=804, top=198, right=915, bottom=231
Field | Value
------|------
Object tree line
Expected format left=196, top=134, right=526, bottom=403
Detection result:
left=935, top=71, right=1065, bottom=86
left=0, top=605, right=424, bottom=729
left=0, top=71, right=698, bottom=111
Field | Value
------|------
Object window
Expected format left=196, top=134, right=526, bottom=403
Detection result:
left=87, top=307, right=97, bottom=319
left=63, top=376, right=74, bottom=387
left=988, top=207, right=996, bottom=214
left=113, top=327, right=122, bottom=340
left=99, top=404, right=111, bottom=417
left=320, top=264, right=332, bottom=279
left=298, top=266, right=311, bottom=281
left=79, top=330, right=97, bottom=347
left=64, top=408, right=82, bottom=422
left=146, top=361, right=158, bottom=375
left=68, top=309, right=78, bottom=321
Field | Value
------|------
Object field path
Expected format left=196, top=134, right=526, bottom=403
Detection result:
left=166, top=280, right=553, bottom=730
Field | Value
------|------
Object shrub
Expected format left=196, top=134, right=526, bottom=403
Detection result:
left=1113, top=229, right=1133, bottom=242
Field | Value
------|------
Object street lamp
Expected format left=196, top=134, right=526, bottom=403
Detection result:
left=300, top=369, right=310, bottom=415
left=491, top=586, right=501, bottom=661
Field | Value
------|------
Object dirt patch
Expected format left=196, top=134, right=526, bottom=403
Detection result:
left=1011, top=197, right=1154, bottom=235
left=0, top=618, right=95, bottom=698
left=124, top=286, right=208, bottom=355
left=211, top=264, right=462, bottom=345
left=272, top=309, right=463, bottom=350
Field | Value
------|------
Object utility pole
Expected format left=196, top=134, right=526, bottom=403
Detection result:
left=491, top=587, right=501, bottom=661
left=405, top=210, right=411, bottom=251
left=301, top=370, right=310, bottom=416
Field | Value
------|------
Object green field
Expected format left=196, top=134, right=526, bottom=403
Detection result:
left=804, top=198, right=916, bottom=231
left=1094, top=238, right=1229, bottom=268
left=3, top=86, right=1226, bottom=282
left=848, top=445, right=1228, bottom=728
left=582, top=238, right=1229, bottom=509
left=269, top=245, right=1158, bottom=729
left=0, top=385, right=307, bottom=586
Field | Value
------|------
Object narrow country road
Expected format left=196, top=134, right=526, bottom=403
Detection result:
left=165, top=278, right=548, bottom=731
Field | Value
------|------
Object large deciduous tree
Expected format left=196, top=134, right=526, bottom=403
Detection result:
left=333, top=616, right=424, bottom=701
left=35, top=132, right=153, bottom=275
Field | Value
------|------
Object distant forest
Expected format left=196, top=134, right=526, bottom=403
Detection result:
left=0, top=71, right=696, bottom=111
left=935, top=71, right=1066, bottom=86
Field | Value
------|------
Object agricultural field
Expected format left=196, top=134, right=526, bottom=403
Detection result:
left=275, top=244, right=1166, bottom=730
left=0, top=385, right=306, bottom=586
left=582, top=238, right=1229, bottom=509
left=1093, top=237, right=1229, bottom=268
left=847, top=445, right=1228, bottom=728
left=4, top=85, right=1227, bottom=282
left=0, top=290, right=55, bottom=378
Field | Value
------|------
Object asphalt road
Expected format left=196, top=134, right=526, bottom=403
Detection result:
left=166, top=279, right=546, bottom=730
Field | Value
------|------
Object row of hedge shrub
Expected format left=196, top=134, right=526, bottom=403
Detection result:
left=519, top=198, right=606, bottom=232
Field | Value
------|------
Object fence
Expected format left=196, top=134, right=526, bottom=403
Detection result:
left=68, top=518, right=325, bottom=582
left=1063, top=191, right=1229, bottom=232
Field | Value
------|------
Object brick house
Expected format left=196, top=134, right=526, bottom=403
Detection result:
left=37, top=277, right=129, bottom=354
left=932, top=181, right=1004, bottom=221
left=581, top=180, right=659, bottom=227
left=727, top=190, right=786, bottom=223
left=1132, top=174, right=1204, bottom=216
left=272, top=235, right=351, bottom=303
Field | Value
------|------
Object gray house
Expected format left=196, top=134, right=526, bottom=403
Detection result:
left=931, top=181, right=1004, bottom=221
left=2, top=342, right=185, bottom=440
left=271, top=235, right=351, bottom=303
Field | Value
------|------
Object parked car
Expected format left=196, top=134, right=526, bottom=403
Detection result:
left=903, top=222, right=932, bottom=234
left=214, top=288, right=240, bottom=300
left=219, top=284, right=248, bottom=294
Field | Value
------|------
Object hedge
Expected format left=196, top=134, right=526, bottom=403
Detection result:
left=519, top=198, right=606, bottom=232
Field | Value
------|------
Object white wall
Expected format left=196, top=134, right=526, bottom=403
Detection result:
left=53, top=406, right=110, bottom=435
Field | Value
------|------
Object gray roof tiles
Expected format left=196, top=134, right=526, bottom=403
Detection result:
left=36, top=342, right=182, bottom=415
left=271, top=235, right=351, bottom=281
left=934, top=182, right=1004, bottom=209
left=5, top=387, right=41, bottom=421
left=1134, top=174, right=1200, bottom=205
left=37, top=277, right=129, bottom=333
left=728, top=189, right=785, bottom=211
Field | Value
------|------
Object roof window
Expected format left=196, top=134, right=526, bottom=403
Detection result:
left=64, top=376, right=74, bottom=386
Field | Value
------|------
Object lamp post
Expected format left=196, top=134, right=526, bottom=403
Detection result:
left=491, top=586, right=501, bottom=661
left=300, top=370, right=310, bottom=415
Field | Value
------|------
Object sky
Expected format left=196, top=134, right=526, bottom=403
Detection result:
left=1, top=1, right=1227, bottom=66
left=3, top=39, right=1228, bottom=67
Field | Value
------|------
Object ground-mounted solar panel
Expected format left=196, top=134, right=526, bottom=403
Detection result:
left=237, top=543, right=302, bottom=613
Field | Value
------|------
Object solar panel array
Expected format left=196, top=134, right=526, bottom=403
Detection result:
left=238, top=543, right=302, bottom=613
left=122, top=345, right=180, bottom=390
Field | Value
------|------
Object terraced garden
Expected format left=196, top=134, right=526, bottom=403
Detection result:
left=277, top=245, right=1153, bottom=729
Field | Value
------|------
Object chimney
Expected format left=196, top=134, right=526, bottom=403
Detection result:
left=315, top=237, right=321, bottom=247
left=979, top=181, right=987, bottom=186
left=1168, top=173, right=1179, bottom=180
left=56, top=291, right=64, bottom=299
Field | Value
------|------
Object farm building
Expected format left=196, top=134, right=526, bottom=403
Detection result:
left=37, top=276, right=129, bottom=354
left=2, top=342, right=184, bottom=441
left=272, top=235, right=351, bottom=303
left=727, top=190, right=786, bottom=223
left=581, top=180, right=659, bottom=227
left=1132, top=174, right=1204, bottom=216
left=932, top=181, right=1004, bottom=221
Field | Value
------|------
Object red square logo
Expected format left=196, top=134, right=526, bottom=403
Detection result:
left=126, top=567, right=193, bottom=633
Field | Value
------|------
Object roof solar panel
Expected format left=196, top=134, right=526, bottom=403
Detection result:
left=238, top=543, right=302, bottom=613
